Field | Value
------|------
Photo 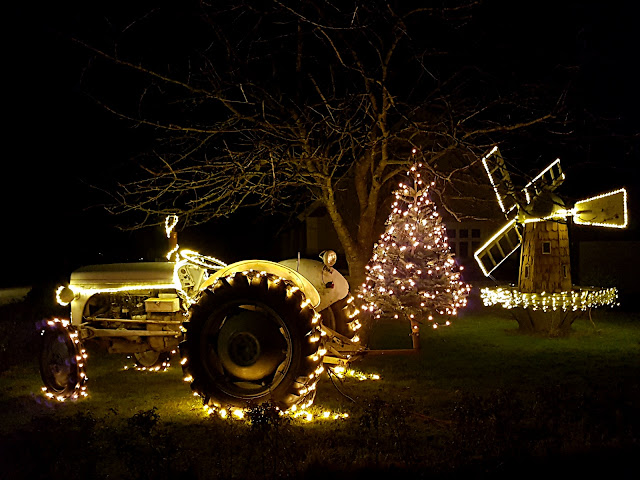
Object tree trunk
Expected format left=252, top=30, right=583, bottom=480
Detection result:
left=344, top=250, right=369, bottom=294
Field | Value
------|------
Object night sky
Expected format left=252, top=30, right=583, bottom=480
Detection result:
left=3, top=1, right=638, bottom=288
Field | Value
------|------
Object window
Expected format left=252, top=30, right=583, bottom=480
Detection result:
left=459, top=242, right=469, bottom=258
left=472, top=241, right=480, bottom=253
left=471, top=229, right=481, bottom=238
left=563, top=265, right=568, bottom=278
left=450, top=243, right=457, bottom=255
left=447, top=228, right=456, bottom=239
left=459, top=229, right=469, bottom=238
left=524, top=265, right=530, bottom=278
left=542, top=242, right=551, bottom=254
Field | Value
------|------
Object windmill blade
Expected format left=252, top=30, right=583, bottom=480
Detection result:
left=522, top=158, right=565, bottom=205
left=474, top=219, right=523, bottom=277
left=481, top=146, right=517, bottom=217
left=573, top=188, right=628, bottom=228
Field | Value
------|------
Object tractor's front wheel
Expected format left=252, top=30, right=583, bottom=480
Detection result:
left=180, top=272, right=324, bottom=411
left=39, top=319, right=86, bottom=399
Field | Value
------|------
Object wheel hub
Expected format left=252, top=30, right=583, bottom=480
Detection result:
left=216, top=305, right=288, bottom=381
left=227, top=332, right=261, bottom=366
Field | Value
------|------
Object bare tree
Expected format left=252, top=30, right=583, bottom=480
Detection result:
left=82, top=1, right=560, bottom=287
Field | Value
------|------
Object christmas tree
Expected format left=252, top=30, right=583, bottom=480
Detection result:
left=360, top=162, right=470, bottom=335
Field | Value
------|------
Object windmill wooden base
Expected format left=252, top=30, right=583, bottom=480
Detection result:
left=509, top=308, right=581, bottom=337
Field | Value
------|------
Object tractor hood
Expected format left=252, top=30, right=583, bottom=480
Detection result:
left=70, top=262, right=177, bottom=289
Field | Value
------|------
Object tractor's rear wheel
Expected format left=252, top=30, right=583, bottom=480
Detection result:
left=329, top=293, right=359, bottom=340
left=39, top=320, right=85, bottom=399
left=180, top=272, right=324, bottom=411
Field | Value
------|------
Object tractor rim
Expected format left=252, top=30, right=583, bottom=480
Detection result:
left=202, top=300, right=293, bottom=399
left=42, top=331, right=76, bottom=393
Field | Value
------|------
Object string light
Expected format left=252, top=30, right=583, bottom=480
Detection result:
left=179, top=249, right=227, bottom=270
left=165, top=215, right=179, bottom=237
left=123, top=351, right=175, bottom=372
left=202, top=403, right=350, bottom=422
left=165, top=215, right=180, bottom=261
left=330, top=366, right=381, bottom=381
left=198, top=366, right=380, bottom=422
left=481, top=286, right=618, bottom=311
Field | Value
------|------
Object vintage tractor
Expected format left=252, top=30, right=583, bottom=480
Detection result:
left=40, top=223, right=363, bottom=412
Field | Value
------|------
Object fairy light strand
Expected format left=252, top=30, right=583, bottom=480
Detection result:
left=481, top=286, right=618, bottom=311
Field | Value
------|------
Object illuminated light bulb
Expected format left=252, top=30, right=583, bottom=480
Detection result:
left=232, top=409, right=245, bottom=420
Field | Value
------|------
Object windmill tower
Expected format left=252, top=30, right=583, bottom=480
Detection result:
left=474, top=146, right=627, bottom=333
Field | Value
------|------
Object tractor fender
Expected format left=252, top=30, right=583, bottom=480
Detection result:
left=199, top=260, right=321, bottom=309
left=278, top=259, right=350, bottom=312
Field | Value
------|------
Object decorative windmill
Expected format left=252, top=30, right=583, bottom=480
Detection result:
left=474, top=146, right=628, bottom=330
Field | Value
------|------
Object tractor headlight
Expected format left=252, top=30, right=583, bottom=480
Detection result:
left=319, top=250, right=337, bottom=267
left=56, top=286, right=76, bottom=306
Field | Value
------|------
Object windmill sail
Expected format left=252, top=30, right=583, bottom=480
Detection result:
left=522, top=158, right=565, bottom=205
left=573, top=188, right=628, bottom=228
left=481, top=146, right=517, bottom=216
left=474, top=219, right=523, bottom=277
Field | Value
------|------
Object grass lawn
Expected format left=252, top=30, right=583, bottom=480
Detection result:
left=0, top=299, right=638, bottom=479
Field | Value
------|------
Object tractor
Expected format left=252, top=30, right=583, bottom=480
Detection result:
left=40, top=221, right=364, bottom=412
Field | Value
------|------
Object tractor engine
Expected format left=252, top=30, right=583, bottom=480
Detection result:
left=81, top=291, right=184, bottom=356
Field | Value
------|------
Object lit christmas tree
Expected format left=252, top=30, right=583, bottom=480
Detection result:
left=360, top=161, right=470, bottom=343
